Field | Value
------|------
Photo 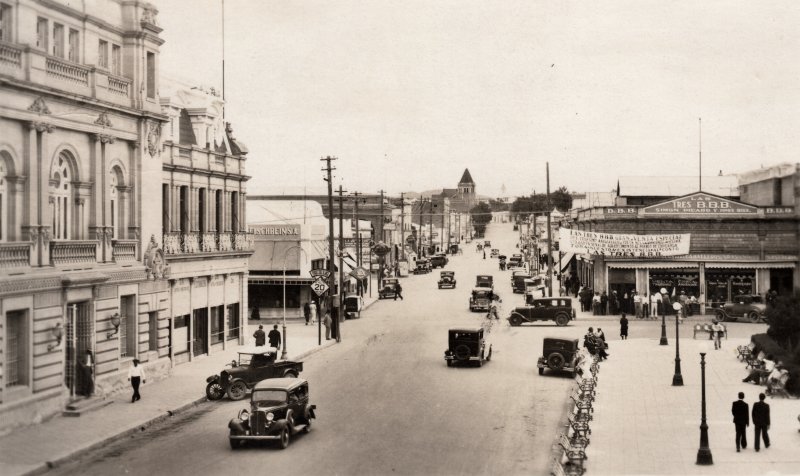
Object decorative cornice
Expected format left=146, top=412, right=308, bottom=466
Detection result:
left=93, top=133, right=116, bottom=144
left=28, top=97, right=51, bottom=115
left=30, top=121, right=55, bottom=133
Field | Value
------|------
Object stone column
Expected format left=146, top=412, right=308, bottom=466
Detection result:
left=698, top=263, right=706, bottom=315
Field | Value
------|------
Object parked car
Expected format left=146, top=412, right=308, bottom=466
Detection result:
left=344, top=294, right=363, bottom=319
left=524, top=277, right=546, bottom=298
left=228, top=378, right=316, bottom=449
left=476, top=274, right=494, bottom=289
left=206, top=349, right=304, bottom=401
left=490, top=248, right=500, bottom=258
left=508, top=297, right=576, bottom=327
left=413, top=258, right=432, bottom=274
left=511, top=273, right=532, bottom=293
left=430, top=254, right=448, bottom=269
left=444, top=328, right=492, bottom=367
left=508, top=254, right=523, bottom=268
left=484, top=240, right=491, bottom=247
left=715, top=295, right=767, bottom=322
left=448, top=244, right=460, bottom=254
left=438, top=271, right=457, bottom=289
left=378, top=277, right=400, bottom=299
left=537, top=337, right=582, bottom=377
left=469, top=287, right=494, bottom=312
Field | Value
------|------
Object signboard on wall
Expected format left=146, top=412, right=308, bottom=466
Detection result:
left=643, top=192, right=757, bottom=215
left=559, top=228, right=690, bottom=257
left=248, top=224, right=301, bottom=240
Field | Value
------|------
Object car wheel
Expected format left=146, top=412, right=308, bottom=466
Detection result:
left=538, top=367, right=544, bottom=375
left=510, top=313, right=523, bottom=327
left=446, top=360, right=453, bottom=367
left=547, top=352, right=565, bottom=370
left=278, top=427, right=290, bottom=449
left=748, top=311, right=760, bottom=323
left=303, top=416, right=312, bottom=433
left=283, top=370, right=298, bottom=379
left=715, top=311, right=727, bottom=322
left=227, top=380, right=248, bottom=401
left=206, top=381, right=225, bottom=401
left=555, top=313, right=569, bottom=327
left=455, top=344, right=471, bottom=361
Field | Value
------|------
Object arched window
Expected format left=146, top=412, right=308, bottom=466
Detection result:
left=0, top=157, right=7, bottom=242
left=50, top=153, right=74, bottom=240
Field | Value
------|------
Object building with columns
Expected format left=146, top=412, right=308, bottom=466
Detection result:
left=0, top=0, right=168, bottom=430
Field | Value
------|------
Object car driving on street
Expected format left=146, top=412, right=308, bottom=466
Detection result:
left=715, top=294, right=767, bottom=322
left=508, top=297, right=575, bottom=327
left=438, top=271, right=456, bottom=289
left=444, top=328, right=492, bottom=367
left=206, top=348, right=304, bottom=401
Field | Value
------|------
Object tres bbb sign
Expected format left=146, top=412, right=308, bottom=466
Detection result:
left=643, top=192, right=757, bottom=216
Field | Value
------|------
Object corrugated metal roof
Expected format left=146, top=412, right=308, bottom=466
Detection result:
left=618, top=176, right=739, bottom=197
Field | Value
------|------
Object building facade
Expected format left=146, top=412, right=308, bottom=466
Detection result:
left=0, top=0, right=167, bottom=430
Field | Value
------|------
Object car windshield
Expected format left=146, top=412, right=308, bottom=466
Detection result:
left=238, top=353, right=255, bottom=366
left=252, top=389, right=287, bottom=407
left=473, top=291, right=490, bottom=298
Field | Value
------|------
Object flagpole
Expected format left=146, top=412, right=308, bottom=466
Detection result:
left=698, top=118, right=702, bottom=192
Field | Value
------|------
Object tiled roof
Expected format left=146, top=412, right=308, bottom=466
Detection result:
left=458, top=168, right=474, bottom=185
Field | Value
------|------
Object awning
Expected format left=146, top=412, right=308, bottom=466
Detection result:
left=705, top=262, right=795, bottom=269
left=249, top=276, right=314, bottom=285
left=607, top=261, right=795, bottom=270
left=559, top=252, right=575, bottom=273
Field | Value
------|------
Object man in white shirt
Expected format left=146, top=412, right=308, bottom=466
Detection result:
left=650, top=293, right=661, bottom=319
left=127, top=359, right=146, bottom=403
left=743, top=355, right=775, bottom=384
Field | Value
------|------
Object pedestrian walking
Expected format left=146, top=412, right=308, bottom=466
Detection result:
left=752, top=392, right=770, bottom=451
left=309, top=301, right=317, bottom=324
left=619, top=314, right=628, bottom=340
left=323, top=311, right=332, bottom=340
left=732, top=391, right=750, bottom=452
left=268, top=324, right=282, bottom=349
left=592, top=292, right=601, bottom=315
left=127, top=359, right=146, bottom=403
left=711, top=320, right=724, bottom=349
left=600, top=291, right=608, bottom=316
left=483, top=249, right=486, bottom=259
left=253, top=325, right=266, bottom=346
left=303, top=302, right=311, bottom=325
left=394, top=282, right=403, bottom=301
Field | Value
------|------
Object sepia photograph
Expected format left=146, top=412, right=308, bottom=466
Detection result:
left=0, top=1, right=799, bottom=475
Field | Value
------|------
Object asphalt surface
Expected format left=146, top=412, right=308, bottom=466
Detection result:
left=51, top=223, right=578, bottom=476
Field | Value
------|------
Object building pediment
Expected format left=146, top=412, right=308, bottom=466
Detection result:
left=643, top=192, right=758, bottom=216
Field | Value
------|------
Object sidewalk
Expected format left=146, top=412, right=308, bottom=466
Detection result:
left=584, top=333, right=800, bottom=475
left=0, top=321, right=336, bottom=476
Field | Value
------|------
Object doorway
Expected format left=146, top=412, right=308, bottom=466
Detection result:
left=192, top=308, right=208, bottom=357
left=64, top=301, right=92, bottom=397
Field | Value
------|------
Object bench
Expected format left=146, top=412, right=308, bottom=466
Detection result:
left=570, top=405, right=593, bottom=422
left=767, top=373, right=791, bottom=398
left=745, top=354, right=764, bottom=370
left=692, top=323, right=728, bottom=340
left=571, top=389, right=595, bottom=403
left=558, top=434, right=588, bottom=467
left=566, top=412, right=592, bottom=439
left=570, top=393, right=594, bottom=413
left=737, top=343, right=755, bottom=361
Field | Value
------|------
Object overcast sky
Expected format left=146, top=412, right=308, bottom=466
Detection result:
left=154, top=0, right=799, bottom=198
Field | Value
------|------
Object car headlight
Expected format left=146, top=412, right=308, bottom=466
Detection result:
left=266, top=412, right=275, bottom=422
left=239, top=409, right=249, bottom=421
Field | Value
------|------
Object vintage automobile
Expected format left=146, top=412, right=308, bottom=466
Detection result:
left=343, top=294, right=364, bottom=319
left=508, top=297, right=576, bottom=327
left=430, top=254, right=449, bottom=269
left=476, top=274, right=494, bottom=289
left=438, top=271, right=457, bottom=289
left=490, top=248, right=500, bottom=258
left=444, top=328, right=492, bottom=367
left=228, top=378, right=316, bottom=449
left=469, top=287, right=494, bottom=312
left=413, top=258, right=432, bottom=274
left=483, top=240, right=491, bottom=247
left=508, top=254, right=523, bottom=267
left=378, top=277, right=401, bottom=299
left=448, top=244, right=460, bottom=254
left=511, top=273, right=532, bottom=293
left=206, top=348, right=304, bottom=401
left=715, top=295, right=767, bottom=322
left=524, top=277, right=546, bottom=298
left=537, top=337, right=583, bottom=377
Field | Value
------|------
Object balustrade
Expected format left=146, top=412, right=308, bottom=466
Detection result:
left=50, top=240, right=97, bottom=265
left=183, top=233, right=199, bottom=253
left=0, top=41, right=22, bottom=68
left=107, top=74, right=131, bottom=96
left=0, top=242, right=32, bottom=269
left=233, top=233, right=254, bottom=251
left=217, top=233, right=232, bottom=251
left=112, top=240, right=137, bottom=262
left=201, top=233, right=217, bottom=252
left=46, top=57, right=90, bottom=85
left=163, top=232, right=182, bottom=255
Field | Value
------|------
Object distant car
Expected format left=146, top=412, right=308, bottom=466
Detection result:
left=379, top=277, right=400, bottom=299
left=438, top=271, right=456, bottom=289
left=537, top=338, right=583, bottom=377
left=343, top=294, right=363, bottom=319
left=511, top=273, right=532, bottom=293
left=476, top=274, right=494, bottom=289
left=508, top=297, right=576, bottom=327
left=484, top=240, right=491, bottom=247
left=524, top=277, right=546, bottom=298
left=430, top=254, right=448, bottom=269
left=448, top=244, right=460, bottom=254
left=228, top=378, right=316, bottom=450
left=508, top=254, right=523, bottom=268
left=715, top=295, right=767, bottom=322
left=206, top=348, right=304, bottom=401
left=490, top=248, right=499, bottom=258
left=469, top=287, right=494, bottom=312
left=444, top=328, right=492, bottom=367
left=413, top=258, right=432, bottom=274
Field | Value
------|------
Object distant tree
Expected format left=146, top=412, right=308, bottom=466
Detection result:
left=550, top=186, right=573, bottom=212
left=470, top=202, right=493, bottom=237
left=488, top=199, right=509, bottom=212
left=766, top=296, right=800, bottom=354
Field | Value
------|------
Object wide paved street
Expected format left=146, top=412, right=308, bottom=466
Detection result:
left=52, top=223, right=580, bottom=476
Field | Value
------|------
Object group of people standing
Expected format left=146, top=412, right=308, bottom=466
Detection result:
left=732, top=391, right=771, bottom=452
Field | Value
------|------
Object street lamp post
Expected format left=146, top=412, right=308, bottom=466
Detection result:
left=672, top=302, right=684, bottom=386
left=282, top=245, right=306, bottom=360
left=659, top=287, right=669, bottom=345
left=696, top=352, right=714, bottom=465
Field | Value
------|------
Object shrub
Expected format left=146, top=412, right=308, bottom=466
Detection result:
left=751, top=333, right=799, bottom=395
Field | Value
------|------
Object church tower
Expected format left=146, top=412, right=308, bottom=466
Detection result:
left=458, top=168, right=475, bottom=203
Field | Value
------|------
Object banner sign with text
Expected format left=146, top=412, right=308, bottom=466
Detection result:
left=559, top=228, right=690, bottom=257
left=643, top=192, right=757, bottom=215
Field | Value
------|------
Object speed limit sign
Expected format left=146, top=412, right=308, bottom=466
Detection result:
left=311, top=278, right=329, bottom=296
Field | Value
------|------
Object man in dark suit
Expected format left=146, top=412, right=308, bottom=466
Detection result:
left=731, top=391, right=749, bottom=451
left=752, top=392, right=770, bottom=451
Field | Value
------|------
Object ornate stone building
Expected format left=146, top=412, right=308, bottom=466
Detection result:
left=0, top=0, right=168, bottom=430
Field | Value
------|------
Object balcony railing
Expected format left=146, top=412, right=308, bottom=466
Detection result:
left=201, top=233, right=217, bottom=252
left=163, top=232, right=182, bottom=255
left=46, top=56, right=90, bottom=85
left=50, top=240, right=97, bottom=265
left=163, top=232, right=253, bottom=255
left=0, top=242, right=32, bottom=269
left=233, top=233, right=254, bottom=251
left=217, top=233, right=232, bottom=252
left=107, top=74, right=131, bottom=96
left=112, top=240, right=138, bottom=262
left=0, top=41, right=22, bottom=69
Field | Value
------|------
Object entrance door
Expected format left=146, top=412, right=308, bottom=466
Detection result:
left=192, top=308, right=208, bottom=357
left=64, top=302, right=92, bottom=397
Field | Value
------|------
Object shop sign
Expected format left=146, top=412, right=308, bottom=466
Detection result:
left=765, top=207, right=794, bottom=215
left=249, top=224, right=301, bottom=240
left=643, top=192, right=757, bottom=216
left=604, top=207, right=638, bottom=215
left=559, top=228, right=690, bottom=257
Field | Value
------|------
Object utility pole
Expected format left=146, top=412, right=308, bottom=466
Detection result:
left=428, top=200, right=433, bottom=256
left=378, top=189, right=385, bottom=285
left=378, top=189, right=385, bottom=244
left=353, top=192, right=362, bottom=267
left=321, top=156, right=337, bottom=343
left=546, top=162, right=553, bottom=297
left=400, top=192, right=405, bottom=260
left=337, top=184, right=346, bottom=342
left=440, top=204, right=445, bottom=252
